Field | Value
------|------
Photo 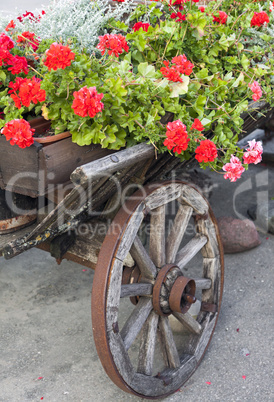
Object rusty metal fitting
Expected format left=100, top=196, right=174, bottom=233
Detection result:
left=169, top=277, right=196, bottom=314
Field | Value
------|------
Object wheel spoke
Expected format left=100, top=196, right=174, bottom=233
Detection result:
left=173, top=312, right=202, bottom=335
left=158, top=316, right=180, bottom=368
left=120, top=283, right=153, bottom=298
left=130, top=236, right=157, bottom=279
left=149, top=205, right=166, bottom=267
left=166, top=204, right=193, bottom=263
left=193, top=278, right=212, bottom=290
left=137, top=311, right=159, bottom=375
left=120, top=297, right=153, bottom=351
left=175, top=234, right=207, bottom=269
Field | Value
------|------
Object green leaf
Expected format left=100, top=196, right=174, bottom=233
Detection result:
left=193, top=95, right=206, bottom=118
left=231, top=72, right=244, bottom=88
left=138, top=62, right=156, bottom=79
left=170, top=76, right=190, bottom=98
left=241, top=54, right=250, bottom=71
left=0, top=70, right=6, bottom=82
left=196, top=68, right=208, bottom=79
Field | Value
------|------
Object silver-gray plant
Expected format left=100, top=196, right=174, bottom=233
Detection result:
left=0, top=0, right=137, bottom=53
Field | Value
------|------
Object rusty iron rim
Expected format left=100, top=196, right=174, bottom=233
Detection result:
left=0, top=214, right=37, bottom=234
left=91, top=180, right=224, bottom=399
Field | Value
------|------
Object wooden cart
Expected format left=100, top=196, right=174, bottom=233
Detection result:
left=0, top=104, right=271, bottom=398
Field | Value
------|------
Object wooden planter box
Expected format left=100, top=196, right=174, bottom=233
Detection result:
left=0, top=136, right=113, bottom=198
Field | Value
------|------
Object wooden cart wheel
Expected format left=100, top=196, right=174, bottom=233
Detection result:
left=92, top=181, right=224, bottom=399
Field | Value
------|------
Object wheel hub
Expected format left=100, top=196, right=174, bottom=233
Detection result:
left=152, top=264, right=196, bottom=316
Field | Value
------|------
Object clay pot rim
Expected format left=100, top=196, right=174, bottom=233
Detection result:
left=34, top=131, right=72, bottom=144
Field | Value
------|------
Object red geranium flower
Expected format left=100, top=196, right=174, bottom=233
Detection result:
left=96, top=34, right=129, bottom=57
left=195, top=139, right=217, bottom=163
left=170, top=12, right=186, bottom=22
left=251, top=12, right=269, bottom=27
left=17, top=31, right=39, bottom=51
left=7, top=55, right=29, bottom=75
left=169, top=0, right=187, bottom=5
left=0, top=33, right=14, bottom=50
left=0, top=49, right=13, bottom=67
left=164, top=120, right=190, bottom=154
left=160, top=61, right=183, bottom=82
left=72, top=86, right=104, bottom=118
left=172, top=54, right=194, bottom=76
left=199, top=6, right=205, bottom=12
left=132, top=22, right=150, bottom=32
left=8, top=77, right=46, bottom=109
left=44, top=43, right=75, bottom=71
left=1, top=119, right=35, bottom=148
left=213, top=11, right=228, bottom=24
left=5, top=20, right=16, bottom=32
left=191, top=118, right=204, bottom=131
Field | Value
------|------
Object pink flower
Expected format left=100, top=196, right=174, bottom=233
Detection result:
left=249, top=81, right=262, bottom=101
left=223, top=155, right=245, bottom=182
left=243, top=140, right=263, bottom=164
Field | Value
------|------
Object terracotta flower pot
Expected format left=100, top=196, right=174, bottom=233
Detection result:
left=29, top=116, right=72, bottom=144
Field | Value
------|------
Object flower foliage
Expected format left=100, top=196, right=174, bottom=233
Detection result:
left=1, top=119, right=35, bottom=148
left=0, top=0, right=272, bottom=180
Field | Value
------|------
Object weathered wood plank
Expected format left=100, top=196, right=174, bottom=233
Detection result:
left=179, top=185, right=208, bottom=215
left=166, top=204, right=193, bottom=263
left=40, top=138, right=114, bottom=196
left=195, top=217, right=220, bottom=258
left=120, top=297, right=153, bottom=351
left=172, top=312, right=202, bottom=335
left=202, top=257, right=221, bottom=305
left=137, top=311, right=159, bottom=376
left=130, top=236, right=157, bottom=280
left=0, top=137, right=41, bottom=197
left=145, top=183, right=182, bottom=210
left=70, top=143, right=155, bottom=186
left=49, top=231, right=76, bottom=260
left=120, top=283, right=153, bottom=298
left=106, top=258, right=124, bottom=332
left=107, top=330, right=135, bottom=386
left=185, top=313, right=217, bottom=361
left=158, top=316, right=180, bottom=368
left=194, top=277, right=212, bottom=290
left=115, top=203, right=145, bottom=262
left=149, top=205, right=166, bottom=268
left=131, top=355, right=197, bottom=397
left=175, top=234, right=208, bottom=269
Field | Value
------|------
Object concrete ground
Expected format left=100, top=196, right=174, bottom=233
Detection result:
left=0, top=1, right=274, bottom=401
